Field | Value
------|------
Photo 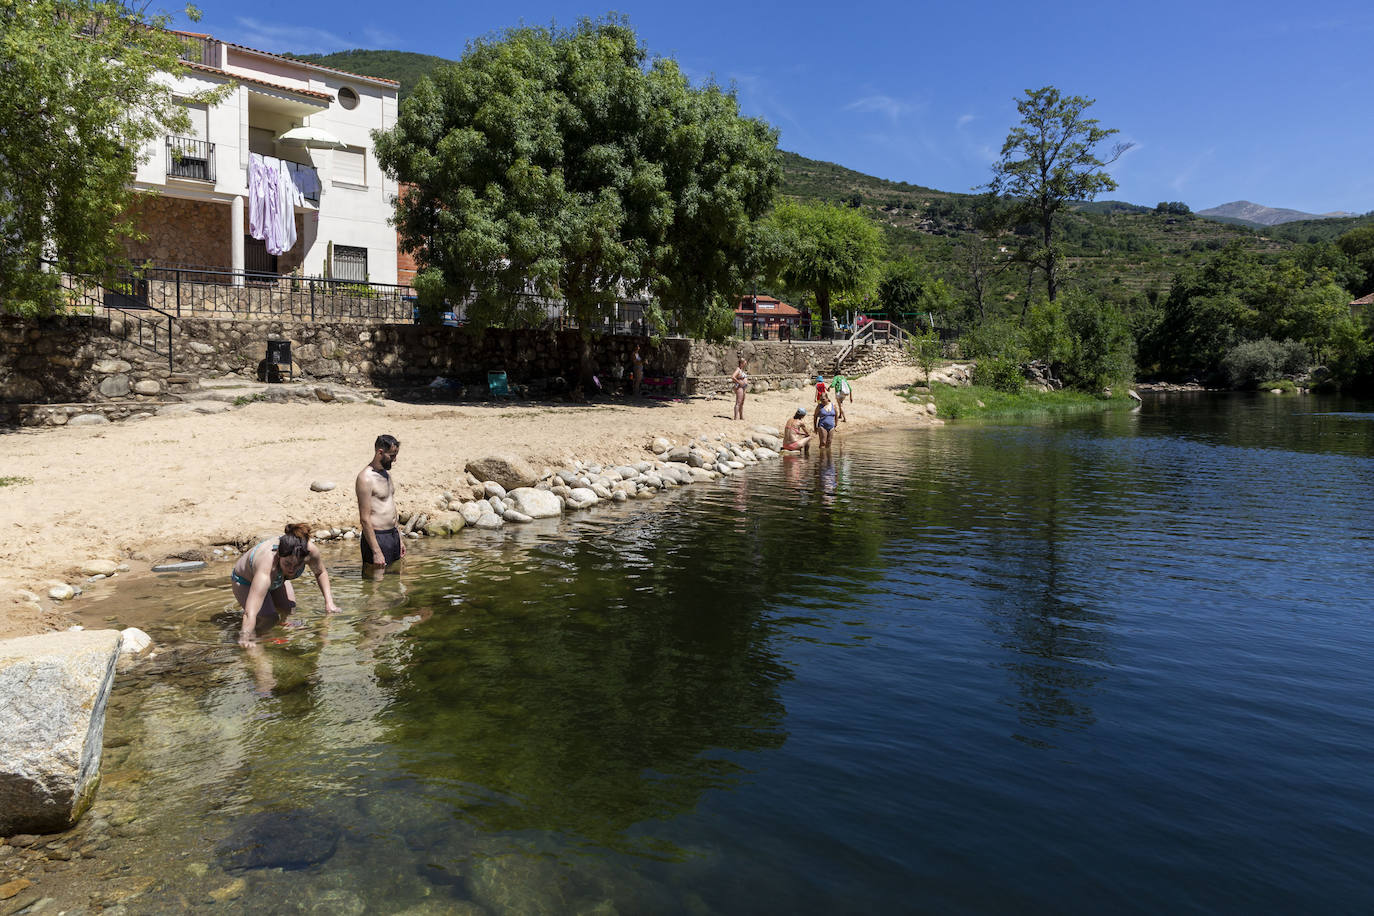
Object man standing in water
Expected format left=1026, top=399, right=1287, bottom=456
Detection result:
left=357, top=434, right=403, bottom=573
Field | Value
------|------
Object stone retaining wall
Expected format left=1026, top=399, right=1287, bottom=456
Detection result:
left=0, top=317, right=897, bottom=417
left=0, top=316, right=696, bottom=408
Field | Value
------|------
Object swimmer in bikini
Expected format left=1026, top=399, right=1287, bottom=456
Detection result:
left=231, top=522, right=339, bottom=647
left=783, top=407, right=812, bottom=455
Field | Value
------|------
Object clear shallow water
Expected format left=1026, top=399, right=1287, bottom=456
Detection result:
left=57, top=393, right=1374, bottom=912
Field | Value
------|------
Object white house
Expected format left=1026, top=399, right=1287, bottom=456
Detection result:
left=125, top=32, right=400, bottom=286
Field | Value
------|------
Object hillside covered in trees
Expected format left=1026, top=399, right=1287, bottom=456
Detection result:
left=307, top=50, right=1300, bottom=302
left=311, top=48, right=1374, bottom=390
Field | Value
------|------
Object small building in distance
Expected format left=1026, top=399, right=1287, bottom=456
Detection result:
left=735, top=295, right=803, bottom=339
left=1350, top=292, right=1374, bottom=319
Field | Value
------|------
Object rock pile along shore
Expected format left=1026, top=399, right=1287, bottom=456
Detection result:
left=304, top=428, right=789, bottom=545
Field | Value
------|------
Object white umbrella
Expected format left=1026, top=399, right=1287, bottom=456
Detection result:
left=276, top=126, right=348, bottom=149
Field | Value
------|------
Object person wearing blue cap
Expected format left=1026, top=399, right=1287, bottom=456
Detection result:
left=783, top=407, right=812, bottom=454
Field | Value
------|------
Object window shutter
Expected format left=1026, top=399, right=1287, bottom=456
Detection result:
left=334, top=147, right=366, bottom=186
left=184, top=104, right=208, bottom=141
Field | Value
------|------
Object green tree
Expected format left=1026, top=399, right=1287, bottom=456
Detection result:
left=986, top=86, right=1131, bottom=301
left=373, top=17, right=780, bottom=340
left=765, top=199, right=884, bottom=335
left=904, top=326, right=941, bottom=386
left=0, top=0, right=224, bottom=314
left=1336, top=225, right=1374, bottom=295
left=1058, top=290, right=1135, bottom=389
left=878, top=258, right=924, bottom=315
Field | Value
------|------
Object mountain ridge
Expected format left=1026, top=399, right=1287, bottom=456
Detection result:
left=1196, top=200, right=1357, bottom=228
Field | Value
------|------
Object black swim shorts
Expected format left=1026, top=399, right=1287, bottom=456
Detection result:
left=361, top=527, right=402, bottom=566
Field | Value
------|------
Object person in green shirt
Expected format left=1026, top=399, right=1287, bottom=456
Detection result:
left=832, top=374, right=851, bottom=422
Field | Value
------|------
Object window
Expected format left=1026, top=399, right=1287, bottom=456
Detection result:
left=333, top=147, right=366, bottom=186
left=332, top=245, right=367, bottom=282
left=182, top=103, right=208, bottom=141
left=338, top=86, right=359, bottom=110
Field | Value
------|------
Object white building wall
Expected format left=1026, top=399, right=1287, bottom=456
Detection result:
left=130, top=46, right=399, bottom=285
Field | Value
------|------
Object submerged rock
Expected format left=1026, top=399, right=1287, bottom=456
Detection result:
left=216, top=810, right=340, bottom=871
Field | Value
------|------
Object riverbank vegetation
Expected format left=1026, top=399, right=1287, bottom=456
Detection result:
left=906, top=383, right=1132, bottom=420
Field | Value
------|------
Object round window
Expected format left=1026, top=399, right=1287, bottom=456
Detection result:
left=338, top=86, right=359, bottom=110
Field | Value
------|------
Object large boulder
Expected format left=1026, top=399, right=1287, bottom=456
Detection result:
left=465, top=454, right=539, bottom=491
left=0, top=630, right=122, bottom=835
left=508, top=488, right=562, bottom=519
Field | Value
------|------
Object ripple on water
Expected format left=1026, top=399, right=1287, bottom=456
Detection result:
left=38, top=394, right=1374, bottom=912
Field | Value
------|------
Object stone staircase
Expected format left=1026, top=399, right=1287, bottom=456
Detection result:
left=833, top=341, right=909, bottom=377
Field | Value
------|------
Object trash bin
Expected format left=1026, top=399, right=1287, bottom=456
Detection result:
left=265, top=339, right=292, bottom=382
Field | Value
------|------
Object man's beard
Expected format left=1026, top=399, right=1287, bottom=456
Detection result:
left=380, top=455, right=394, bottom=470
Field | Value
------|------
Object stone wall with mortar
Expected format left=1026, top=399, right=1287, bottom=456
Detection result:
left=0, top=317, right=912, bottom=421
left=0, top=316, right=696, bottom=413
left=121, top=196, right=305, bottom=275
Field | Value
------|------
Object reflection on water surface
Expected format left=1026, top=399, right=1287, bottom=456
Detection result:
left=16, top=392, right=1374, bottom=913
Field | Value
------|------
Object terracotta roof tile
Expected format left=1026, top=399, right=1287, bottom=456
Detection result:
left=1351, top=292, right=1374, bottom=306
left=223, top=40, right=401, bottom=87
left=736, top=295, right=800, bottom=317
left=184, top=61, right=334, bottom=102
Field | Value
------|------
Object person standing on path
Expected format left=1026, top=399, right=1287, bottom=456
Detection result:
left=833, top=373, right=851, bottom=422
left=632, top=345, right=645, bottom=397
left=731, top=357, right=749, bottom=421
left=357, top=434, right=404, bottom=575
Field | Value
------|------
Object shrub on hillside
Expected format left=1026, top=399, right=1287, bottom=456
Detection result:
left=1221, top=338, right=1310, bottom=388
left=973, top=356, right=1025, bottom=394
left=1058, top=291, right=1136, bottom=390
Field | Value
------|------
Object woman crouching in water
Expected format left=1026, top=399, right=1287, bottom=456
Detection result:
left=231, top=523, right=339, bottom=647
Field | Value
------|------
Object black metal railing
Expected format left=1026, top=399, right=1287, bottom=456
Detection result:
left=48, top=260, right=685, bottom=337
left=177, top=35, right=219, bottom=66
left=247, top=159, right=320, bottom=203
left=55, top=269, right=175, bottom=371
left=166, top=136, right=215, bottom=182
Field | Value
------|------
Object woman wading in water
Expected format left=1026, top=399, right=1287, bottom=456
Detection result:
left=231, top=523, right=339, bottom=647
left=731, top=357, right=749, bottom=420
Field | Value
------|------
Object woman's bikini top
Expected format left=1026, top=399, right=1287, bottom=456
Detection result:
left=231, top=539, right=303, bottom=590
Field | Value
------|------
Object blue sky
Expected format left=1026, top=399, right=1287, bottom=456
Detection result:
left=190, top=0, right=1374, bottom=215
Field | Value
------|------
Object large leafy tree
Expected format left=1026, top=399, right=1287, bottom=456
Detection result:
left=374, top=17, right=780, bottom=338
left=987, top=86, right=1131, bottom=302
left=764, top=200, right=884, bottom=334
left=0, top=0, right=221, bottom=314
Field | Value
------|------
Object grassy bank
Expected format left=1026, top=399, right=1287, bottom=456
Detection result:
left=905, top=382, right=1135, bottom=420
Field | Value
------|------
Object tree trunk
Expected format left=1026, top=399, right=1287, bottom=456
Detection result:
left=817, top=288, right=833, bottom=339
left=576, top=329, right=596, bottom=396
left=1044, top=221, right=1057, bottom=301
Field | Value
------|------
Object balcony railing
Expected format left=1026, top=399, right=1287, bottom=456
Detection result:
left=177, top=35, right=219, bottom=67
left=246, top=158, right=321, bottom=204
left=166, top=136, right=215, bottom=182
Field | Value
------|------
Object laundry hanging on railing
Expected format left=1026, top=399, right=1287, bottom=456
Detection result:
left=248, top=152, right=314, bottom=256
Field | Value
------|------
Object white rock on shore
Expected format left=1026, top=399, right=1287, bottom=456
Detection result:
left=508, top=488, right=562, bottom=519
left=0, top=629, right=122, bottom=835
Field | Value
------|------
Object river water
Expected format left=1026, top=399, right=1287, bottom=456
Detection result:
left=46, top=392, right=1374, bottom=913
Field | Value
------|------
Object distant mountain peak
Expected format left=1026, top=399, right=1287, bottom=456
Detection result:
left=1197, top=200, right=1356, bottom=228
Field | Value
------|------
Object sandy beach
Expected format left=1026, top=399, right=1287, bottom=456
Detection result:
left=0, top=364, right=936, bottom=638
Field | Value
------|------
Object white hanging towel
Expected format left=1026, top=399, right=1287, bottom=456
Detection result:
left=248, top=153, right=271, bottom=242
